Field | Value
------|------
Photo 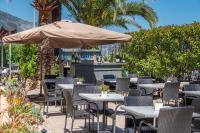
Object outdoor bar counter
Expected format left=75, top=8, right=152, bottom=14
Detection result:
left=70, top=63, right=123, bottom=83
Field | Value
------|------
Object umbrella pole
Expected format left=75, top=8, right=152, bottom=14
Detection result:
left=1, top=43, right=3, bottom=68
left=39, top=49, right=43, bottom=96
left=9, top=44, right=11, bottom=78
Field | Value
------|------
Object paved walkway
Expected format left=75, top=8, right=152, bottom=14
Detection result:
left=0, top=86, right=8, bottom=125
left=28, top=89, right=127, bottom=133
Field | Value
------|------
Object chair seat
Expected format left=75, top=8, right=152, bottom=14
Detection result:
left=126, top=118, right=154, bottom=128
left=191, top=127, right=200, bottom=133
left=89, top=108, right=114, bottom=115
left=138, top=126, right=156, bottom=133
left=47, top=96, right=64, bottom=102
left=74, top=110, right=90, bottom=117
left=192, top=118, right=200, bottom=132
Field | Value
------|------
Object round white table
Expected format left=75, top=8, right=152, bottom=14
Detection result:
left=138, top=83, right=165, bottom=89
left=138, top=82, right=190, bottom=90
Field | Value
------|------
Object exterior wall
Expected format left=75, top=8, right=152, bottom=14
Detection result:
left=71, top=63, right=123, bottom=83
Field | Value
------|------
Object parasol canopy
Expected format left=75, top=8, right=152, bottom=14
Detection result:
left=2, top=20, right=132, bottom=48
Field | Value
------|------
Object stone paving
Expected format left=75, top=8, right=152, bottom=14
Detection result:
left=28, top=89, right=127, bottom=133
left=0, top=86, right=8, bottom=125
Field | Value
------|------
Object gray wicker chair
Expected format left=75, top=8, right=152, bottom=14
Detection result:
left=184, top=84, right=200, bottom=91
left=128, top=74, right=137, bottom=78
left=138, top=107, right=194, bottom=133
left=191, top=98, right=200, bottom=133
left=128, top=89, right=142, bottom=96
left=85, top=85, right=119, bottom=131
left=56, top=77, right=75, bottom=84
left=113, top=96, right=153, bottom=133
left=63, top=88, right=99, bottom=133
left=137, top=78, right=154, bottom=96
left=116, top=77, right=130, bottom=94
left=162, top=82, right=180, bottom=106
left=42, top=81, right=64, bottom=118
left=85, top=86, right=102, bottom=131
left=184, top=84, right=200, bottom=100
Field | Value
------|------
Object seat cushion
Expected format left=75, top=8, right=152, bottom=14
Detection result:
left=126, top=118, right=154, bottom=128
left=139, top=126, right=157, bottom=133
left=47, top=96, right=64, bottom=102
left=74, top=110, right=90, bottom=117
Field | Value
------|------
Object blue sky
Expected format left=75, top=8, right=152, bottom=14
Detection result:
left=0, top=0, right=200, bottom=32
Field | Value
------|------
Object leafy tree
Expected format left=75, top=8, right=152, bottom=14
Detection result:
left=122, top=23, right=200, bottom=81
left=2, top=45, right=21, bottom=66
left=18, top=44, right=38, bottom=84
left=61, top=0, right=158, bottom=29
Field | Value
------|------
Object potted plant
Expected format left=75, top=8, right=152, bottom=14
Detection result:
left=76, top=77, right=85, bottom=84
left=115, top=54, right=121, bottom=63
left=100, top=84, right=109, bottom=97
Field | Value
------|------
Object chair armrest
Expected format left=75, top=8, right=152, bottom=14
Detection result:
left=72, top=99, right=100, bottom=116
left=112, top=103, right=127, bottom=119
left=88, top=101, right=99, bottom=116
left=138, top=120, right=157, bottom=133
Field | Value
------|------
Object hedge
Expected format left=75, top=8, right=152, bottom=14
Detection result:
left=122, top=22, right=200, bottom=80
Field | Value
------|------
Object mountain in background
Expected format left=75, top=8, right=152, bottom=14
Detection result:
left=0, top=10, right=33, bottom=32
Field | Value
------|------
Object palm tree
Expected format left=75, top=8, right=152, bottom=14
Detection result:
left=61, top=0, right=158, bottom=29
left=31, top=0, right=60, bottom=25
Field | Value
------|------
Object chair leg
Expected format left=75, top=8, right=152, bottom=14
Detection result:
left=105, top=116, right=107, bottom=128
left=43, top=101, right=46, bottom=115
left=89, top=113, right=91, bottom=131
left=92, top=115, right=95, bottom=132
left=84, top=115, right=86, bottom=128
left=64, top=115, right=68, bottom=133
left=97, top=114, right=100, bottom=133
left=46, top=101, right=49, bottom=118
left=61, top=99, right=63, bottom=112
left=71, top=116, right=74, bottom=133
left=125, top=116, right=128, bottom=133
left=55, top=98, right=57, bottom=107
left=112, top=117, right=116, bottom=133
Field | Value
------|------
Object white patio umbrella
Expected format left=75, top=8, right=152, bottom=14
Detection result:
left=2, top=20, right=132, bottom=95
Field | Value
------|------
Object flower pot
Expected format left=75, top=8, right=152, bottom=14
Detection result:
left=101, top=91, right=108, bottom=97
left=77, top=81, right=83, bottom=84
left=116, top=59, right=120, bottom=63
left=154, top=102, right=163, bottom=111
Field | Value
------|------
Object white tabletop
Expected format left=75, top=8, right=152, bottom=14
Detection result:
left=138, top=82, right=189, bottom=89
left=182, top=91, right=200, bottom=96
left=121, top=106, right=200, bottom=118
left=57, top=84, right=74, bottom=90
left=180, top=82, right=189, bottom=88
left=121, top=106, right=160, bottom=118
left=138, top=83, right=165, bottom=89
left=79, top=93, right=124, bottom=102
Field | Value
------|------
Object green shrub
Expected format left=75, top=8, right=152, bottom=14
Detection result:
left=123, top=23, right=200, bottom=80
left=0, top=77, right=42, bottom=133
